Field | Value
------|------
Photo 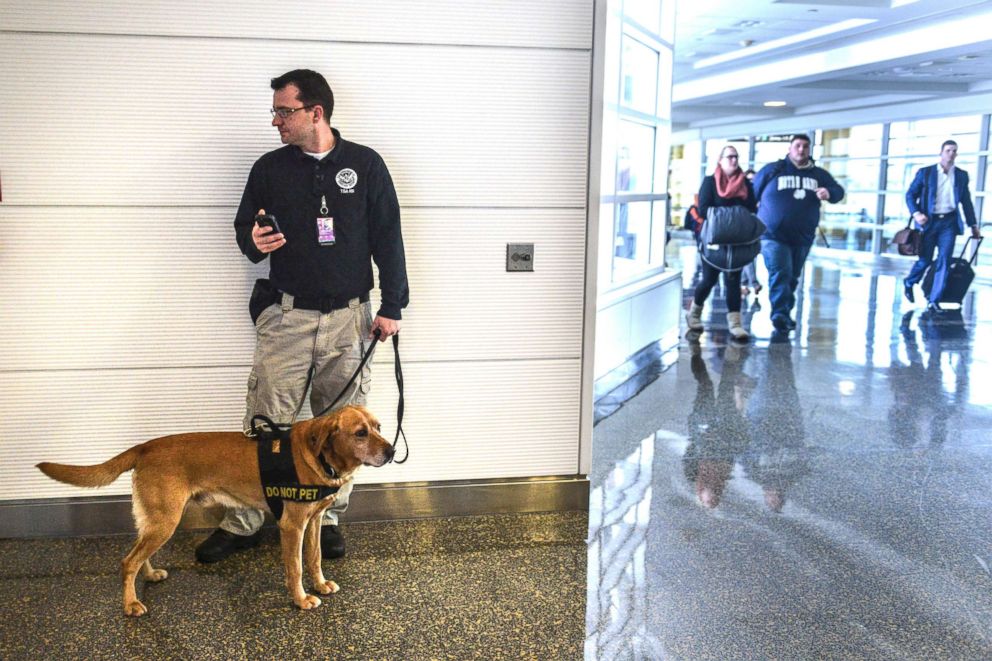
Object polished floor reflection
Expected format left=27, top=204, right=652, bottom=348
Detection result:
left=588, top=254, right=992, bottom=660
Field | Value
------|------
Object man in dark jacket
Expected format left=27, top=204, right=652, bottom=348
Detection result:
left=752, top=134, right=844, bottom=332
left=903, top=139, right=982, bottom=313
left=195, top=69, right=409, bottom=564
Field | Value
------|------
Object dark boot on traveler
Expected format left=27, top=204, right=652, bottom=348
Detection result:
left=320, top=524, right=346, bottom=559
left=195, top=528, right=262, bottom=563
left=903, top=280, right=915, bottom=303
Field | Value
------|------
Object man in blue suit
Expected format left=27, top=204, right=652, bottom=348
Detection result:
left=903, top=139, right=982, bottom=313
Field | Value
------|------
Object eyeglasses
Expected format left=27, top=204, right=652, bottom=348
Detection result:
left=725, top=154, right=739, bottom=160
left=270, top=105, right=315, bottom=119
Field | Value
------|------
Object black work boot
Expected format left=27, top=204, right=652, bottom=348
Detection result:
left=320, top=524, right=346, bottom=559
left=195, top=528, right=262, bottom=563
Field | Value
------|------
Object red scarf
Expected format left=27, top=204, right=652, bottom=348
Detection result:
left=714, top=166, right=748, bottom=200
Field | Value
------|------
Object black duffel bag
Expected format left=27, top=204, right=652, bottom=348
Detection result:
left=698, top=206, right=766, bottom=272
left=700, top=205, right=765, bottom=246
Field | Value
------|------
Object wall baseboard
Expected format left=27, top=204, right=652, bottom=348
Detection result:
left=0, top=476, right=589, bottom=538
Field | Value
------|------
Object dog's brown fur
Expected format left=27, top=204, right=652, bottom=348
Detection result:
left=37, top=405, right=393, bottom=616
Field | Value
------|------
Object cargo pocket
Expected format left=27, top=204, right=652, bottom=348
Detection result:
left=359, top=302, right=374, bottom=398
left=243, top=370, right=259, bottom=434
left=358, top=338, right=373, bottom=398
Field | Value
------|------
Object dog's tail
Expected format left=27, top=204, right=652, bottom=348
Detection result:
left=37, top=446, right=141, bottom=488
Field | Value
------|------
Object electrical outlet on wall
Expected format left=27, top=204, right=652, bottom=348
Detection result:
left=506, top=243, right=534, bottom=272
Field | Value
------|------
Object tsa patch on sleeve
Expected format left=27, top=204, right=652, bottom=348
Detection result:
left=336, top=168, right=358, bottom=192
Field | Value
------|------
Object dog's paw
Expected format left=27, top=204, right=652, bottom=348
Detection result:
left=296, top=594, right=322, bottom=610
left=314, top=580, right=339, bottom=595
left=124, top=600, right=148, bottom=617
left=145, top=569, right=168, bottom=582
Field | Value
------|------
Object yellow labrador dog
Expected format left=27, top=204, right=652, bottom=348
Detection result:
left=37, top=405, right=393, bottom=616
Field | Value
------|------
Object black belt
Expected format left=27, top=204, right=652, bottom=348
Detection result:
left=287, top=291, right=369, bottom=313
left=932, top=212, right=955, bottom=219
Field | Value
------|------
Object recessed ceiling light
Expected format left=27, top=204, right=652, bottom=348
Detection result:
left=958, top=54, right=978, bottom=61
left=763, top=101, right=787, bottom=107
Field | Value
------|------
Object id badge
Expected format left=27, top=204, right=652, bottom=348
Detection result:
left=317, top=217, right=335, bottom=245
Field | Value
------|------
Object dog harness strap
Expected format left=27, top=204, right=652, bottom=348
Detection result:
left=255, top=421, right=339, bottom=521
left=391, top=333, right=409, bottom=464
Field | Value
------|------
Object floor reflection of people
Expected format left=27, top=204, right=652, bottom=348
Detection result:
left=743, top=342, right=811, bottom=512
left=683, top=344, right=753, bottom=509
left=887, top=310, right=965, bottom=447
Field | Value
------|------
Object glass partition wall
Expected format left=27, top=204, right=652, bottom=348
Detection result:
left=601, top=0, right=676, bottom=288
left=670, top=113, right=991, bottom=256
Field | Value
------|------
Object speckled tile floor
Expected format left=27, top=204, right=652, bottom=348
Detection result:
left=0, top=513, right=587, bottom=660
left=4, top=254, right=992, bottom=661
left=586, top=253, right=992, bottom=660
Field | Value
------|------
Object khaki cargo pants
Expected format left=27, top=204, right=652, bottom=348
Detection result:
left=220, top=293, right=373, bottom=535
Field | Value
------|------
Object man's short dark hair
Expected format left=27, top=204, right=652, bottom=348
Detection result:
left=270, top=69, right=334, bottom=124
left=790, top=133, right=811, bottom=144
left=941, top=139, right=958, bottom=151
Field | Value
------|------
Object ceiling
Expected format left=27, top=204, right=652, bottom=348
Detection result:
left=671, top=0, right=992, bottom=133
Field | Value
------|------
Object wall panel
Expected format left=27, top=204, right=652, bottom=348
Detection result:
left=0, top=0, right=592, bottom=49
left=0, top=33, right=589, bottom=208
left=0, top=207, right=584, bottom=371
left=2, top=359, right=581, bottom=499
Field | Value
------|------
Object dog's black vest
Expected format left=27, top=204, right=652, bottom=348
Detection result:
left=253, top=416, right=340, bottom=521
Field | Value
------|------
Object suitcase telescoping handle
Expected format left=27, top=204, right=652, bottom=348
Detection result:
left=960, top=236, right=983, bottom=265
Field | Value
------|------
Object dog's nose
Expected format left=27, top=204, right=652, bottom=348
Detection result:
left=385, top=444, right=396, bottom=463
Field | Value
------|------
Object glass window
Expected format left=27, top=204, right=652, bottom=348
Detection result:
left=823, top=158, right=880, bottom=195
left=656, top=47, right=673, bottom=120
left=888, top=116, right=982, bottom=156
left=617, top=119, right=656, bottom=194
left=653, top=125, right=671, bottom=194
left=752, top=135, right=793, bottom=171
left=620, top=36, right=658, bottom=116
left=602, top=0, right=673, bottom=289
left=624, top=0, right=660, bottom=34
left=668, top=142, right=702, bottom=224
left=613, top=201, right=654, bottom=276
left=883, top=193, right=912, bottom=226
left=820, top=192, right=877, bottom=253
left=886, top=157, right=979, bottom=193
left=817, top=125, right=883, bottom=160
left=651, top=199, right=668, bottom=264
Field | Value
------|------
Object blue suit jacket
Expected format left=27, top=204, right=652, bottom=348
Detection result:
left=905, top=164, right=977, bottom=234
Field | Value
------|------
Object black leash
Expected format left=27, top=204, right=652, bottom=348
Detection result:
left=315, top=329, right=409, bottom=464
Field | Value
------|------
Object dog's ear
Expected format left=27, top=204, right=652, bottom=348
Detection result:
left=309, top=416, right=339, bottom=455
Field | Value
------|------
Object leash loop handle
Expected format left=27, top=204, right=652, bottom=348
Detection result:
left=391, top=333, right=409, bottom=464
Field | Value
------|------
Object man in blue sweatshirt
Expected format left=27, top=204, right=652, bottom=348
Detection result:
left=752, top=134, right=845, bottom=332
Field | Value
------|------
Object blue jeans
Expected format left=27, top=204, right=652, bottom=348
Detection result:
left=761, top=239, right=811, bottom=321
left=904, top=215, right=957, bottom=303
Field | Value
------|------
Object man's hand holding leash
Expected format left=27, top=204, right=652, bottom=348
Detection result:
left=371, top=316, right=400, bottom=342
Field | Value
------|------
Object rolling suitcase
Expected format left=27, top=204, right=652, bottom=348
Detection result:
left=922, top=236, right=982, bottom=304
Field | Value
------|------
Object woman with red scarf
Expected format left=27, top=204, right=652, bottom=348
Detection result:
left=686, top=145, right=757, bottom=340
